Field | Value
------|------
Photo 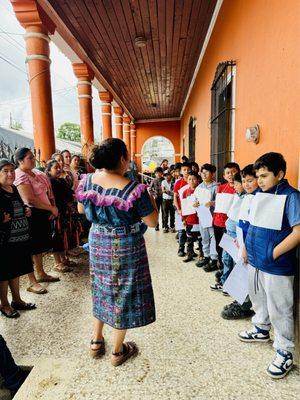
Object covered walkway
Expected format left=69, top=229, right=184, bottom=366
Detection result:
left=0, top=230, right=299, bottom=400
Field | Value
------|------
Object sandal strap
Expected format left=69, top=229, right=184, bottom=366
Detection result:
left=90, top=339, right=104, bottom=345
left=112, top=343, right=130, bottom=357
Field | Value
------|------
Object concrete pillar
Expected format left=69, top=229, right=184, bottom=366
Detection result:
left=99, top=91, right=113, bottom=140
left=72, top=63, right=94, bottom=160
left=11, top=0, right=56, bottom=162
left=123, top=115, right=131, bottom=155
left=130, top=122, right=136, bottom=161
left=113, top=106, right=123, bottom=140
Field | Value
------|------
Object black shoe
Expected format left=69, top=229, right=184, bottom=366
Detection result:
left=183, top=253, right=194, bottom=263
left=177, top=250, right=186, bottom=257
left=155, top=225, right=159, bottom=231
left=215, top=270, right=223, bottom=282
left=221, top=302, right=255, bottom=320
left=175, top=232, right=179, bottom=240
left=195, top=257, right=210, bottom=268
left=191, top=251, right=198, bottom=258
left=163, top=228, right=169, bottom=233
left=203, top=259, right=218, bottom=272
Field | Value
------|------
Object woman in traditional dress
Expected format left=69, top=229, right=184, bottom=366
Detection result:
left=0, top=159, right=36, bottom=317
left=76, top=138, right=158, bottom=366
left=14, top=148, right=59, bottom=294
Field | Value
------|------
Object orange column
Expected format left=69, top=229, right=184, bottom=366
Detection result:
left=123, top=115, right=131, bottom=155
left=130, top=122, right=136, bottom=161
left=99, top=91, right=113, bottom=140
left=11, top=0, right=56, bottom=162
left=113, top=106, right=123, bottom=139
left=72, top=63, right=95, bottom=160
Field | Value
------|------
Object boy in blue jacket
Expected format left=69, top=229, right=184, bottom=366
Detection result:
left=238, top=153, right=300, bottom=379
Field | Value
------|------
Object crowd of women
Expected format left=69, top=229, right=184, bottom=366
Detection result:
left=0, top=148, right=87, bottom=318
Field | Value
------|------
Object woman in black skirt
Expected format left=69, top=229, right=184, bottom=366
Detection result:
left=14, top=148, right=60, bottom=294
left=0, top=159, right=36, bottom=318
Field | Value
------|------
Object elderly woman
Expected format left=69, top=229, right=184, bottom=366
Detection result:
left=14, top=148, right=59, bottom=294
left=76, top=138, right=158, bottom=367
left=0, top=159, right=35, bottom=317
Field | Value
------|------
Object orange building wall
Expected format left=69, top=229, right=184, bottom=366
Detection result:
left=181, top=0, right=300, bottom=186
left=136, top=120, right=181, bottom=170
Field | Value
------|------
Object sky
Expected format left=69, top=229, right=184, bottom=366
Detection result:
left=0, top=0, right=102, bottom=140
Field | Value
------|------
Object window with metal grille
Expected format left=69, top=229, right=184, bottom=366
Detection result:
left=210, top=61, right=236, bottom=180
left=188, top=117, right=196, bottom=161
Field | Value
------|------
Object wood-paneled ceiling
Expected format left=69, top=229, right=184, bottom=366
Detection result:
left=43, top=0, right=218, bottom=121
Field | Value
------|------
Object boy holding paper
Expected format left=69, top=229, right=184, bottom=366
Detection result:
left=210, top=172, right=245, bottom=292
left=174, top=162, right=191, bottom=256
left=206, top=162, right=240, bottom=272
left=222, top=164, right=258, bottom=319
left=239, top=153, right=300, bottom=379
left=181, top=172, right=200, bottom=262
left=194, top=163, right=219, bottom=269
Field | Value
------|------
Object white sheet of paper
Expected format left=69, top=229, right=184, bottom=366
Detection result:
left=194, top=187, right=211, bottom=205
left=238, top=195, right=254, bottom=221
left=219, top=233, right=239, bottom=262
left=197, top=205, right=213, bottom=228
left=227, top=195, right=243, bottom=222
left=249, top=192, right=287, bottom=230
left=178, top=185, right=188, bottom=200
left=223, top=260, right=249, bottom=305
left=191, top=224, right=200, bottom=232
left=175, top=212, right=184, bottom=231
left=236, top=226, right=244, bottom=259
left=214, top=193, right=234, bottom=214
left=181, top=195, right=197, bottom=216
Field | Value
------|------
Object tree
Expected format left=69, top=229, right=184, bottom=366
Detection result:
left=57, top=122, right=81, bottom=142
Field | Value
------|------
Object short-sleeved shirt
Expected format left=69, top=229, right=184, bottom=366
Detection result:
left=76, top=174, right=154, bottom=227
left=14, top=168, right=53, bottom=206
left=182, top=187, right=198, bottom=225
left=161, top=180, right=173, bottom=200
left=213, top=183, right=235, bottom=228
left=173, top=177, right=188, bottom=210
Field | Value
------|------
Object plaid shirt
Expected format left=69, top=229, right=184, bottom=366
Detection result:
left=149, top=177, right=164, bottom=198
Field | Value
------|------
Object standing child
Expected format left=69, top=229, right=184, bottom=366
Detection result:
left=206, top=162, right=240, bottom=273
left=173, top=162, right=191, bottom=256
left=195, top=163, right=219, bottom=269
left=210, top=172, right=245, bottom=292
left=239, top=153, right=300, bottom=379
left=161, top=172, right=175, bottom=233
left=181, top=172, right=200, bottom=262
left=149, top=167, right=164, bottom=231
left=221, top=164, right=258, bottom=320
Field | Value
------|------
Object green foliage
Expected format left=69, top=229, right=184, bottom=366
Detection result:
left=57, top=122, right=81, bottom=142
left=11, top=121, right=23, bottom=130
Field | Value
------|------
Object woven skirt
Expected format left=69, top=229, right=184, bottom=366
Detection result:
left=89, top=225, right=156, bottom=330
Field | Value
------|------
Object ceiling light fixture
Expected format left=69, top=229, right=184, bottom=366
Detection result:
left=134, top=36, right=147, bottom=48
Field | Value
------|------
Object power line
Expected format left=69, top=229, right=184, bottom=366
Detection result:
left=0, top=53, right=28, bottom=76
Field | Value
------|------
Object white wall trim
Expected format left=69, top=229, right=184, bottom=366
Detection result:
left=180, top=0, right=224, bottom=118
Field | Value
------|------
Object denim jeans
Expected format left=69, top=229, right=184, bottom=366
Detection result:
left=178, top=229, right=187, bottom=251
left=0, top=335, right=23, bottom=391
left=185, top=225, right=200, bottom=254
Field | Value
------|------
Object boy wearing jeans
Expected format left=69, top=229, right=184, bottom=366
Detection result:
left=195, top=163, right=219, bottom=269
left=161, top=172, right=175, bottom=233
left=239, top=152, right=300, bottom=379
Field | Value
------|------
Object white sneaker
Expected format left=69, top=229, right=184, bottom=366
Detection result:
left=266, top=350, right=293, bottom=379
left=238, top=327, right=270, bottom=342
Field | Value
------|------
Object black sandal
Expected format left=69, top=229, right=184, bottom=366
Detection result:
left=11, top=302, right=36, bottom=311
left=111, top=341, right=138, bottom=367
left=90, top=339, right=105, bottom=358
left=1, top=308, right=20, bottom=318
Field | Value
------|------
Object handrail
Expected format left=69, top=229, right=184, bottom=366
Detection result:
left=138, top=172, right=154, bottom=184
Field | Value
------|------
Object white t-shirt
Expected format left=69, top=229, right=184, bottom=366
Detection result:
left=161, top=180, right=173, bottom=200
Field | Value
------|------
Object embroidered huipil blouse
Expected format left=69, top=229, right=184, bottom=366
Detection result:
left=76, top=174, right=154, bottom=227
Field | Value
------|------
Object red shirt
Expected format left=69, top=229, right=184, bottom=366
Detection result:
left=213, top=183, right=235, bottom=227
left=182, top=187, right=199, bottom=225
left=173, top=177, right=188, bottom=209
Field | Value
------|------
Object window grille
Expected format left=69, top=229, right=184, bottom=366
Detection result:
left=210, top=61, right=236, bottom=180
left=188, top=117, right=196, bottom=161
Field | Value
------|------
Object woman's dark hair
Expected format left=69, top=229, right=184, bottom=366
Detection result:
left=253, top=152, right=286, bottom=176
left=61, top=149, right=71, bottom=156
left=51, top=152, right=62, bottom=159
left=181, top=155, right=189, bottom=163
left=14, top=147, right=31, bottom=166
left=241, top=164, right=256, bottom=178
left=233, top=172, right=242, bottom=183
left=89, top=138, right=128, bottom=170
left=45, top=159, right=59, bottom=177
left=0, top=158, right=15, bottom=171
left=71, top=154, right=80, bottom=161
left=201, top=163, right=216, bottom=174
left=161, top=159, right=168, bottom=164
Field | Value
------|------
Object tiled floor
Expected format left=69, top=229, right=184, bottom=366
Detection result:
left=1, top=229, right=299, bottom=399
